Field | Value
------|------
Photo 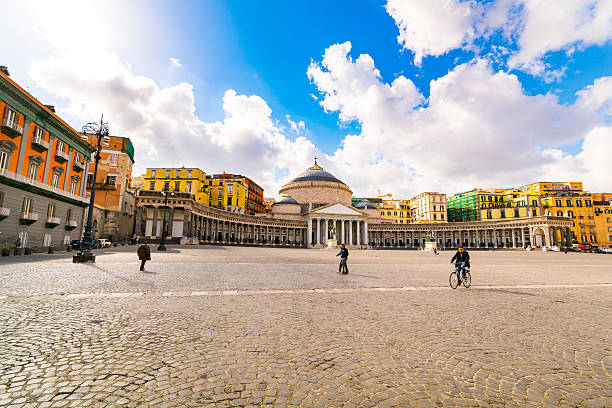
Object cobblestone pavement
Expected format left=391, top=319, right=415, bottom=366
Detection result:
left=1, top=247, right=611, bottom=407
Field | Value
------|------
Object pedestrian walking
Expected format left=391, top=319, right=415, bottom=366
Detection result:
left=137, top=241, right=151, bottom=271
left=336, top=244, right=349, bottom=274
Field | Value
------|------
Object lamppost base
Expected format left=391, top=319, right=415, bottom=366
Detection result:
left=73, top=252, right=96, bottom=263
left=157, top=244, right=166, bottom=251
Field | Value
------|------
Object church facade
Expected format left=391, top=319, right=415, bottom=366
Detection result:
left=135, top=162, right=573, bottom=249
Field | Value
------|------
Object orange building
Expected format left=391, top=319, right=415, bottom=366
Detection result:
left=82, top=134, right=135, bottom=241
left=0, top=66, right=95, bottom=248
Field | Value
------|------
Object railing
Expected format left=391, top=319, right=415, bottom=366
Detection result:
left=55, top=150, right=70, bottom=162
left=0, top=207, right=9, bottom=217
left=1, top=117, right=24, bottom=136
left=65, top=220, right=78, bottom=230
left=31, top=136, right=49, bottom=151
left=0, top=168, right=88, bottom=204
left=20, top=212, right=38, bottom=221
left=46, top=216, right=61, bottom=225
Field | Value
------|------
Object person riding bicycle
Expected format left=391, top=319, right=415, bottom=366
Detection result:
left=450, top=247, right=470, bottom=282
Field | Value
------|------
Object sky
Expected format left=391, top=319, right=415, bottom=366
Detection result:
left=1, top=0, right=612, bottom=198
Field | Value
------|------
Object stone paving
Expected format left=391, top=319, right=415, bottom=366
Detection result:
left=0, top=246, right=611, bottom=407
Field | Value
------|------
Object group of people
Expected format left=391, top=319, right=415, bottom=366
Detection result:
left=136, top=241, right=470, bottom=280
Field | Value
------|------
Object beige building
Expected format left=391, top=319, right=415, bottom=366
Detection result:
left=410, top=192, right=447, bottom=223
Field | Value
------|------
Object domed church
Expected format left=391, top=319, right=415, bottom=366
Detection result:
left=271, top=160, right=372, bottom=247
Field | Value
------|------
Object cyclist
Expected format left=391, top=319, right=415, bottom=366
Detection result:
left=450, top=247, right=470, bottom=283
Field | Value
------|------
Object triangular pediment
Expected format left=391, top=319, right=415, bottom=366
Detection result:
left=310, top=203, right=365, bottom=216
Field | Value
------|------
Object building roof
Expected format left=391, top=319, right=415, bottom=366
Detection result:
left=354, top=199, right=377, bottom=209
left=273, top=196, right=299, bottom=205
left=288, top=161, right=346, bottom=185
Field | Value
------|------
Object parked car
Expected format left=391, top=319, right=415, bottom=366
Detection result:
left=596, top=247, right=612, bottom=254
left=98, top=239, right=112, bottom=248
left=70, top=240, right=82, bottom=250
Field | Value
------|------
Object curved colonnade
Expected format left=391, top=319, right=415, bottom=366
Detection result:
left=135, top=191, right=572, bottom=249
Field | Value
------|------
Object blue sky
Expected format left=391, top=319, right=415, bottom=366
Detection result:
left=2, top=0, right=612, bottom=196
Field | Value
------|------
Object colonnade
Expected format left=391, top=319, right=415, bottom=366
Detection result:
left=306, top=218, right=368, bottom=247
left=369, top=225, right=572, bottom=248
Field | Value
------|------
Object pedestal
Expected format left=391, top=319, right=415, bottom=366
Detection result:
left=424, top=241, right=437, bottom=251
left=327, top=239, right=337, bottom=249
left=73, top=252, right=96, bottom=263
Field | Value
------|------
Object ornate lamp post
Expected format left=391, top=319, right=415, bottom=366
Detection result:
left=158, top=186, right=173, bottom=251
left=73, top=116, right=109, bottom=263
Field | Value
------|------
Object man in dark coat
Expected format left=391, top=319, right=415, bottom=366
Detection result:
left=137, top=241, right=151, bottom=271
left=450, top=247, right=470, bottom=281
left=336, top=244, right=349, bottom=274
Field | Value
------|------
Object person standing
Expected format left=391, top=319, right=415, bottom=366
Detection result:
left=137, top=241, right=151, bottom=271
left=336, top=244, right=349, bottom=274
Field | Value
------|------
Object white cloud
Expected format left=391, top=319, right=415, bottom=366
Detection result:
left=286, top=115, right=305, bottom=132
left=169, top=58, right=182, bottom=68
left=29, top=49, right=319, bottom=196
left=385, top=0, right=612, bottom=80
left=386, top=0, right=483, bottom=66
left=576, top=76, right=612, bottom=117
left=309, top=42, right=604, bottom=196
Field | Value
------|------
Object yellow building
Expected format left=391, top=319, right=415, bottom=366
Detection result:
left=593, top=194, right=612, bottom=248
left=540, top=194, right=606, bottom=246
left=130, top=175, right=145, bottom=191
left=410, top=192, right=447, bottom=223
left=207, top=177, right=248, bottom=213
left=378, top=200, right=411, bottom=224
left=520, top=181, right=583, bottom=197
left=144, top=167, right=210, bottom=205
left=478, top=191, right=543, bottom=221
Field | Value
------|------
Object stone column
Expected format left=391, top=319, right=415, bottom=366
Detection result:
left=183, top=210, right=191, bottom=238
left=152, top=207, right=158, bottom=237
left=135, top=207, right=143, bottom=238
left=544, top=227, right=551, bottom=247
left=348, top=220, right=353, bottom=245
left=340, top=219, right=345, bottom=245
left=521, top=228, right=525, bottom=247
left=307, top=218, right=312, bottom=248
left=512, top=228, right=517, bottom=247
left=42, top=134, right=55, bottom=184
left=364, top=221, right=369, bottom=247
left=566, top=227, right=571, bottom=246
left=63, top=147, right=73, bottom=191
left=484, top=230, right=488, bottom=248
left=80, top=160, right=89, bottom=197
left=323, top=219, right=328, bottom=244
left=15, top=117, right=31, bottom=175
left=356, top=221, right=361, bottom=246
left=167, top=207, right=174, bottom=238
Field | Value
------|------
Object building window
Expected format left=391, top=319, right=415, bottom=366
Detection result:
left=500, top=210, right=506, bottom=218
left=0, top=151, right=8, bottom=170
left=531, top=200, right=538, bottom=206
left=532, top=209, right=537, bottom=216
left=433, top=214, right=437, bottom=220
left=174, top=181, right=180, bottom=191
left=486, top=211, right=492, bottom=219
left=22, top=197, right=32, bottom=215
left=188, top=170, right=192, bottom=178
left=66, top=208, right=71, bottom=222
left=27, top=160, right=39, bottom=180
left=515, top=209, right=520, bottom=218
left=43, top=233, right=52, bottom=247
left=47, top=203, right=55, bottom=218
left=149, top=181, right=155, bottom=190
left=576, top=200, right=582, bottom=207
left=51, top=171, right=61, bottom=188
left=110, top=153, right=118, bottom=167
left=228, top=185, right=233, bottom=194
left=106, top=175, right=116, bottom=186
left=186, top=181, right=192, bottom=193
left=585, top=199, right=591, bottom=207
left=70, top=178, right=78, bottom=194
left=151, top=170, right=156, bottom=178
left=4, top=106, right=18, bottom=126
left=227, top=196, right=232, bottom=206
left=555, top=199, right=561, bottom=207
left=166, top=170, right=170, bottom=178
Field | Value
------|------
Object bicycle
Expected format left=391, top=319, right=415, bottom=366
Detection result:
left=449, top=264, right=471, bottom=289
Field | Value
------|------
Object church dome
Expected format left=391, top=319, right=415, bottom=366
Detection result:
left=289, top=163, right=346, bottom=185
left=273, top=196, right=299, bottom=205
left=355, top=199, right=376, bottom=210
left=279, top=160, right=353, bottom=207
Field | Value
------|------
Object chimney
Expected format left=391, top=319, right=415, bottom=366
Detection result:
left=45, top=105, right=56, bottom=113
left=0, top=66, right=9, bottom=76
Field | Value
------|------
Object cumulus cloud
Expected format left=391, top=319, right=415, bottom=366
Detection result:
left=386, top=0, right=483, bottom=66
left=29, top=49, right=319, bottom=195
left=309, top=42, right=605, bottom=196
left=576, top=76, right=612, bottom=117
left=386, top=0, right=612, bottom=80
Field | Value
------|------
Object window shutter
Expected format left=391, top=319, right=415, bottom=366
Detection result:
left=2, top=105, right=8, bottom=123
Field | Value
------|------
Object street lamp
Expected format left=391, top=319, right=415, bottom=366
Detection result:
left=158, top=186, right=173, bottom=251
left=73, top=115, right=109, bottom=263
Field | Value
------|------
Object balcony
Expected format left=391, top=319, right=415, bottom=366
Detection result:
left=31, top=136, right=49, bottom=153
left=0, top=168, right=88, bottom=204
left=95, top=182, right=117, bottom=190
left=55, top=150, right=69, bottom=163
left=1, top=117, right=24, bottom=138
left=73, top=160, right=84, bottom=172
left=45, top=216, right=61, bottom=228
left=19, top=212, right=38, bottom=225
left=65, top=220, right=78, bottom=230
left=0, top=207, right=9, bottom=220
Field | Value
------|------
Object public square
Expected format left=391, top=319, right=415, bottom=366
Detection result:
left=0, top=246, right=611, bottom=408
